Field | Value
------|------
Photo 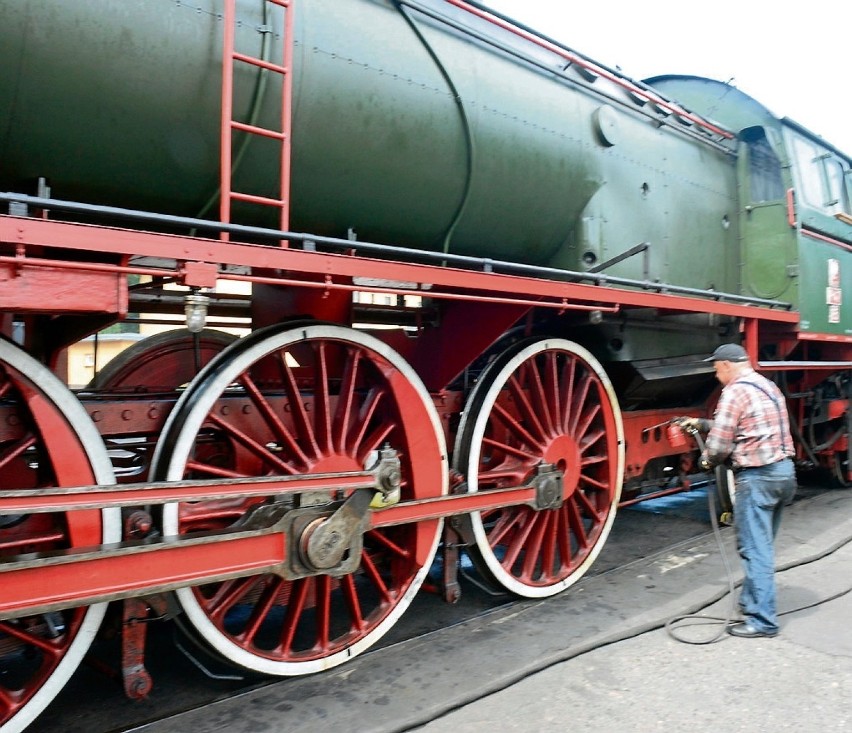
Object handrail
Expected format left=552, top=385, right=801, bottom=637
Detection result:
left=438, top=0, right=734, bottom=140
left=0, top=193, right=793, bottom=310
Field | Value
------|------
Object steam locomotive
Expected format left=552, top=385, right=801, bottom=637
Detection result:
left=1, top=1, right=850, bottom=730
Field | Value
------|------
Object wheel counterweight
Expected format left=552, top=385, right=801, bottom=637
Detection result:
left=87, top=328, right=239, bottom=482
left=0, top=339, right=119, bottom=733
left=454, top=338, right=624, bottom=598
left=153, top=324, right=447, bottom=675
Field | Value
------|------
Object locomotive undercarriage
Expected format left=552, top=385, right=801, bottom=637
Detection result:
left=0, top=199, right=838, bottom=732
left=783, top=370, right=852, bottom=486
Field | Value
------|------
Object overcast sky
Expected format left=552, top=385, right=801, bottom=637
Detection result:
left=482, top=1, right=851, bottom=156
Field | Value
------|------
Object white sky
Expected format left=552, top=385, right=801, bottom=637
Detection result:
left=483, top=1, right=851, bottom=155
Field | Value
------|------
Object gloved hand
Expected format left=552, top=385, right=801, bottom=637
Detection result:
left=673, top=416, right=708, bottom=433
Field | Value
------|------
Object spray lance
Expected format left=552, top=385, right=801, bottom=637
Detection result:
left=668, top=417, right=735, bottom=521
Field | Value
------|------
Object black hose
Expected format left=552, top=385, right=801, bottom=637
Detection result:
left=664, top=431, right=739, bottom=644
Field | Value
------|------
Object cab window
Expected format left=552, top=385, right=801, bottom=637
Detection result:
left=826, top=159, right=851, bottom=214
left=792, top=133, right=851, bottom=216
left=742, top=127, right=784, bottom=202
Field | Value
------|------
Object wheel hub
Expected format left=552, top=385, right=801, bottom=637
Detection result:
left=543, top=434, right=581, bottom=496
left=295, top=488, right=372, bottom=574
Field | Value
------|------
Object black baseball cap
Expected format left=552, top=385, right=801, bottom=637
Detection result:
left=703, top=343, right=749, bottom=362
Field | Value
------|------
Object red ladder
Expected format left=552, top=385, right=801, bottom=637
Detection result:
left=220, top=0, right=295, bottom=242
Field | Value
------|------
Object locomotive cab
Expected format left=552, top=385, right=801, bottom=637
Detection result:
left=647, top=74, right=852, bottom=342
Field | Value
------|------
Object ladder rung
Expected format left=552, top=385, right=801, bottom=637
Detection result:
left=233, top=51, right=288, bottom=76
left=231, top=191, right=288, bottom=208
left=266, top=0, right=291, bottom=7
left=231, top=120, right=287, bottom=140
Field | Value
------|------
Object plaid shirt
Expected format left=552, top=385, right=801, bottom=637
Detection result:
left=703, top=369, right=795, bottom=469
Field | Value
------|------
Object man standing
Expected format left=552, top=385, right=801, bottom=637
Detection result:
left=681, top=343, right=796, bottom=638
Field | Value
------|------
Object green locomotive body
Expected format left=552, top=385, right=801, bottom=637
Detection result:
left=2, top=1, right=849, bottom=344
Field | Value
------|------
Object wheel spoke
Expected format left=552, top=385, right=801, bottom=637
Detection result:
left=366, top=529, right=412, bottom=561
left=526, top=357, right=556, bottom=437
left=347, top=386, right=386, bottom=456
left=184, top=459, right=250, bottom=479
left=479, top=465, right=529, bottom=486
left=206, top=412, right=300, bottom=475
left=580, top=473, right=609, bottom=492
left=538, top=510, right=559, bottom=580
left=0, top=434, right=37, bottom=471
left=580, top=427, right=607, bottom=453
left=360, top=549, right=392, bottom=603
left=581, top=453, right=608, bottom=468
left=202, top=577, right=262, bottom=623
left=566, top=496, right=590, bottom=554
left=543, top=352, right=561, bottom=434
left=314, top=575, right=331, bottom=653
left=239, top=371, right=311, bottom=467
left=483, top=509, right=519, bottom=547
left=568, top=372, right=593, bottom=436
left=313, top=342, right=334, bottom=455
left=497, top=513, right=535, bottom=571
left=556, top=507, right=572, bottom=567
left=574, top=401, right=602, bottom=442
left=481, top=435, right=539, bottom=462
left=239, top=578, right=284, bottom=644
left=334, top=349, right=362, bottom=454
left=278, top=352, right=321, bottom=460
left=279, top=579, right=310, bottom=654
left=355, top=420, right=396, bottom=466
left=0, top=622, right=63, bottom=657
left=520, top=511, right=549, bottom=580
left=341, top=574, right=365, bottom=633
left=507, top=372, right=548, bottom=445
left=492, top=402, right=543, bottom=451
left=559, top=357, right=577, bottom=434
left=574, top=488, right=601, bottom=521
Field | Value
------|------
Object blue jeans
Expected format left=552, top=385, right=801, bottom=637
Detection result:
left=734, top=458, right=797, bottom=633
